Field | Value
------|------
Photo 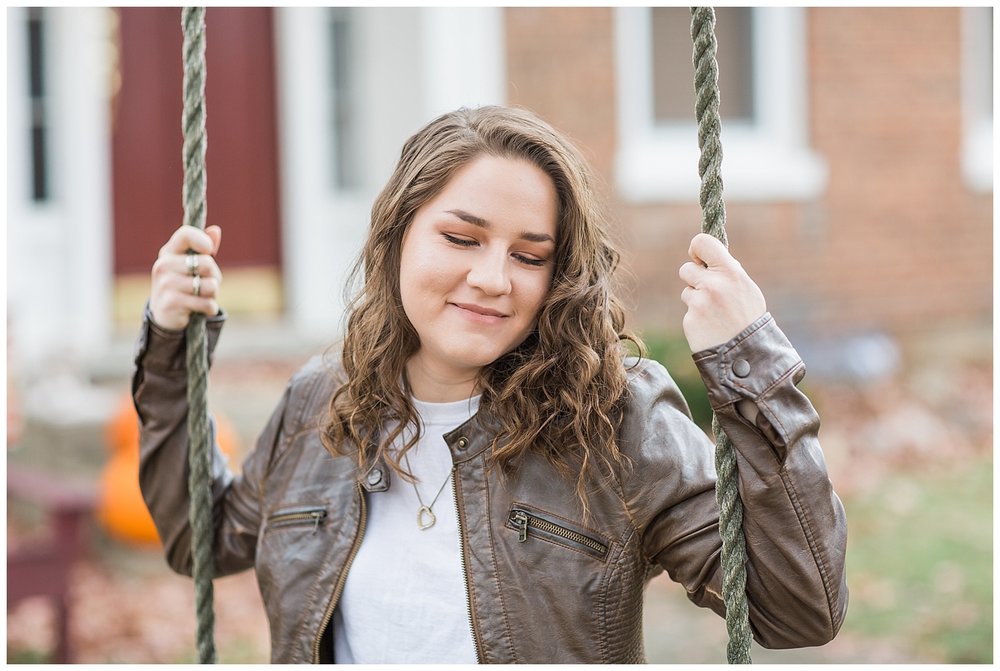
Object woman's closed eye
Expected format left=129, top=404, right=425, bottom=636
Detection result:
left=442, top=232, right=478, bottom=248
left=443, top=233, right=549, bottom=268
left=512, top=253, right=547, bottom=268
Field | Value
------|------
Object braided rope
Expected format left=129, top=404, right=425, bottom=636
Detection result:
left=181, top=6, right=217, bottom=664
left=690, top=7, right=752, bottom=664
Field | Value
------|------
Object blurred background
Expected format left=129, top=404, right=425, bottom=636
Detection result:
left=6, top=6, right=992, bottom=663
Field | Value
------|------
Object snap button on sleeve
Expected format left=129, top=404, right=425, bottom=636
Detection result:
left=456, top=436, right=469, bottom=450
left=733, top=359, right=752, bottom=378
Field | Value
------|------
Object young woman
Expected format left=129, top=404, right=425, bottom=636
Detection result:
left=135, top=106, right=847, bottom=663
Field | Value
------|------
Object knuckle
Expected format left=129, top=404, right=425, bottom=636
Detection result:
left=151, top=257, right=170, bottom=276
left=170, top=226, right=191, bottom=248
left=170, top=273, right=189, bottom=291
left=194, top=231, right=212, bottom=252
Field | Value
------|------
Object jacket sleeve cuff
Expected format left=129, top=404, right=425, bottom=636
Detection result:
left=691, top=312, right=805, bottom=410
left=133, top=301, right=227, bottom=375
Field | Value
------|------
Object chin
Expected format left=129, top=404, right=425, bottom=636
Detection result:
left=457, top=350, right=506, bottom=371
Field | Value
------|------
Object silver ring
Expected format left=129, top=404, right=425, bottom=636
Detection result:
left=185, top=252, right=200, bottom=276
left=192, top=274, right=202, bottom=297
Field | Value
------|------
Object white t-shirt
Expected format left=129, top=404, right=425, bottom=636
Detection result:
left=333, top=395, right=481, bottom=664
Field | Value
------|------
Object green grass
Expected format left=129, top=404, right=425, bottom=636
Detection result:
left=7, top=648, right=51, bottom=664
left=841, top=456, right=993, bottom=662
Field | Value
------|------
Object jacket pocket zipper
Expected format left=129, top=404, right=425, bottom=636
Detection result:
left=507, top=507, right=609, bottom=560
left=267, top=507, right=328, bottom=534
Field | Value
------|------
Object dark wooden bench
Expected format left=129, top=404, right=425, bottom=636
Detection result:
left=8, top=467, right=95, bottom=663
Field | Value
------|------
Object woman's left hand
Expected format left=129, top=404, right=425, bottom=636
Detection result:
left=678, top=233, right=767, bottom=352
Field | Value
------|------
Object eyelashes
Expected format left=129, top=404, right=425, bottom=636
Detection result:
left=514, top=255, right=546, bottom=268
left=442, top=233, right=477, bottom=247
left=441, top=233, right=548, bottom=268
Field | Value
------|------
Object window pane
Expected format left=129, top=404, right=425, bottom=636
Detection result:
left=329, top=8, right=360, bottom=190
left=27, top=7, right=49, bottom=201
left=979, top=8, right=992, bottom=117
left=651, top=7, right=754, bottom=123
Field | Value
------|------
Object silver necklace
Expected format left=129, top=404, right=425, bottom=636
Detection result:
left=402, top=452, right=452, bottom=530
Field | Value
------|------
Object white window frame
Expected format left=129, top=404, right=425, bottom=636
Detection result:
left=614, top=7, right=827, bottom=203
left=7, top=7, right=114, bottom=369
left=275, top=8, right=504, bottom=337
left=961, top=7, right=992, bottom=192
left=421, top=7, right=506, bottom=120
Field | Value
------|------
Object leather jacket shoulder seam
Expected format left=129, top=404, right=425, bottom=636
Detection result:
left=608, top=464, right=639, bottom=543
left=278, top=359, right=340, bottom=454
left=618, top=358, right=659, bottom=559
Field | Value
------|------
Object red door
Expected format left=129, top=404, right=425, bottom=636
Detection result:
left=112, top=8, right=282, bottom=312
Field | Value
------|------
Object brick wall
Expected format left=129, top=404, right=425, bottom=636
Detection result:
left=807, top=8, right=992, bottom=334
left=505, top=7, right=992, bottom=339
left=504, top=8, right=618, bottom=182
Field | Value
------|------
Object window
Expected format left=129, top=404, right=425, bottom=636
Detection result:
left=615, top=7, right=827, bottom=202
left=329, top=8, right=361, bottom=191
left=962, top=7, right=992, bottom=192
left=27, top=7, right=50, bottom=202
left=651, top=8, right=754, bottom=124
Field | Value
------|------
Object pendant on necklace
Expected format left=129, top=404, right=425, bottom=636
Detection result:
left=417, top=505, right=436, bottom=530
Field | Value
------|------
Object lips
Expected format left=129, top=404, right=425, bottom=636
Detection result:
left=451, top=302, right=508, bottom=319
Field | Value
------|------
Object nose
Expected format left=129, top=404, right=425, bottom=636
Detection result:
left=466, top=251, right=512, bottom=296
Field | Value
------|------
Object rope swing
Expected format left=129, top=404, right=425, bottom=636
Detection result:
left=178, top=5, right=749, bottom=665
left=690, top=6, right=753, bottom=664
left=180, top=6, right=217, bottom=664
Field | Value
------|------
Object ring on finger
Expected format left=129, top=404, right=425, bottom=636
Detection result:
left=185, top=251, right=200, bottom=276
left=192, top=274, right=202, bottom=297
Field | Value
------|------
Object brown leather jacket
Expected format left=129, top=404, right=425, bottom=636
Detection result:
left=134, top=310, right=848, bottom=663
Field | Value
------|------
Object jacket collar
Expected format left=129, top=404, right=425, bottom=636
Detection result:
left=443, top=407, right=500, bottom=464
left=360, top=404, right=500, bottom=492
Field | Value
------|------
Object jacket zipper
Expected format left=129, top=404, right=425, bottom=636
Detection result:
left=453, top=469, right=484, bottom=663
left=508, top=508, right=609, bottom=559
left=312, top=483, right=367, bottom=663
left=268, top=508, right=328, bottom=534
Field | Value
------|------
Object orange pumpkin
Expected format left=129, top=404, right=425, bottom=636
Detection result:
left=106, top=394, right=140, bottom=454
left=97, top=394, right=240, bottom=546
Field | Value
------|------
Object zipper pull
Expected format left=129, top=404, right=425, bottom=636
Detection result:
left=311, top=510, right=324, bottom=534
left=511, top=511, right=529, bottom=542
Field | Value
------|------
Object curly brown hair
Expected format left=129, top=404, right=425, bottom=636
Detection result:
left=322, top=106, right=641, bottom=512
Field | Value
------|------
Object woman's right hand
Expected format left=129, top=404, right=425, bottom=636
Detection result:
left=149, top=224, right=223, bottom=330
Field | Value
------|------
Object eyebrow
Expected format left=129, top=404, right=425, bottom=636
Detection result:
left=445, top=209, right=555, bottom=244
